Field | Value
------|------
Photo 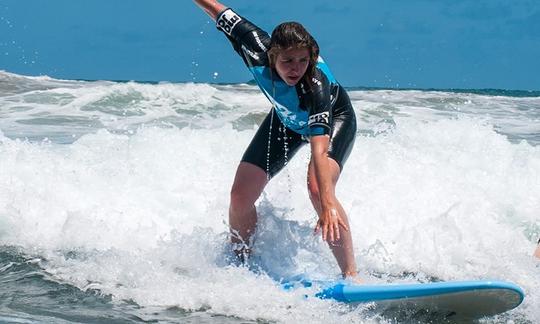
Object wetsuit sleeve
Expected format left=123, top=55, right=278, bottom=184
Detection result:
left=307, top=70, right=333, bottom=136
left=216, top=8, right=271, bottom=68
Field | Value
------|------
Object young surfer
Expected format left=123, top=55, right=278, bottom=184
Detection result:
left=193, top=0, right=359, bottom=279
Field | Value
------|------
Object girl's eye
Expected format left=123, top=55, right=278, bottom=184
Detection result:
left=280, top=57, right=308, bottom=64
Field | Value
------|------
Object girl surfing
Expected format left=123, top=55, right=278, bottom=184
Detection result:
left=193, top=0, right=359, bottom=279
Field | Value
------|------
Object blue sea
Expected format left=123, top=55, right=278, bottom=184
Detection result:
left=0, top=70, right=539, bottom=323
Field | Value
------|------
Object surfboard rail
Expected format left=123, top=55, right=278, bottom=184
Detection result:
left=317, top=280, right=524, bottom=304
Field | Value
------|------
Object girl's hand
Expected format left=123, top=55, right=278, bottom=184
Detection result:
left=314, top=206, right=349, bottom=242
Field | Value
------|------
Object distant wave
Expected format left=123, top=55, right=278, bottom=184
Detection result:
left=3, top=71, right=539, bottom=98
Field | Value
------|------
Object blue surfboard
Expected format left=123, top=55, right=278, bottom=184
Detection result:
left=283, top=278, right=524, bottom=320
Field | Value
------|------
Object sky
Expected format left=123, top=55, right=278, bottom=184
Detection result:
left=1, top=0, right=539, bottom=90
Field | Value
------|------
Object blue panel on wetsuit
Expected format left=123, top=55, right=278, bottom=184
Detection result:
left=316, top=58, right=337, bottom=84
left=249, top=66, right=309, bottom=135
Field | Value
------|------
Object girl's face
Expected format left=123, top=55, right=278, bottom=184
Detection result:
left=273, top=47, right=310, bottom=86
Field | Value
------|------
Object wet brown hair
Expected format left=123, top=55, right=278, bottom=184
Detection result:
left=267, top=22, right=319, bottom=85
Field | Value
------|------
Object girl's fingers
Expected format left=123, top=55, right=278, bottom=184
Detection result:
left=334, top=222, right=340, bottom=240
left=316, top=213, right=348, bottom=242
left=338, top=218, right=349, bottom=232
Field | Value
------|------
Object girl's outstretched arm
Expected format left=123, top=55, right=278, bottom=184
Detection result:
left=310, top=135, right=349, bottom=242
left=193, top=0, right=226, bottom=21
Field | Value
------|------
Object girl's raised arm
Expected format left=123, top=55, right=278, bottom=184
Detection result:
left=193, top=0, right=226, bottom=21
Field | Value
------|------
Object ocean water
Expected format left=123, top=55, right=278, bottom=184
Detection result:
left=0, top=70, right=539, bottom=323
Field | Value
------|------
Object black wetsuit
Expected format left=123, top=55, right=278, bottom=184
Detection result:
left=216, top=8, right=357, bottom=177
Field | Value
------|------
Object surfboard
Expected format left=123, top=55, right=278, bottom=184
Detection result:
left=282, top=278, right=524, bottom=320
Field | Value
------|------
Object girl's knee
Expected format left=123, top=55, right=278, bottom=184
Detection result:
left=230, top=187, right=249, bottom=211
